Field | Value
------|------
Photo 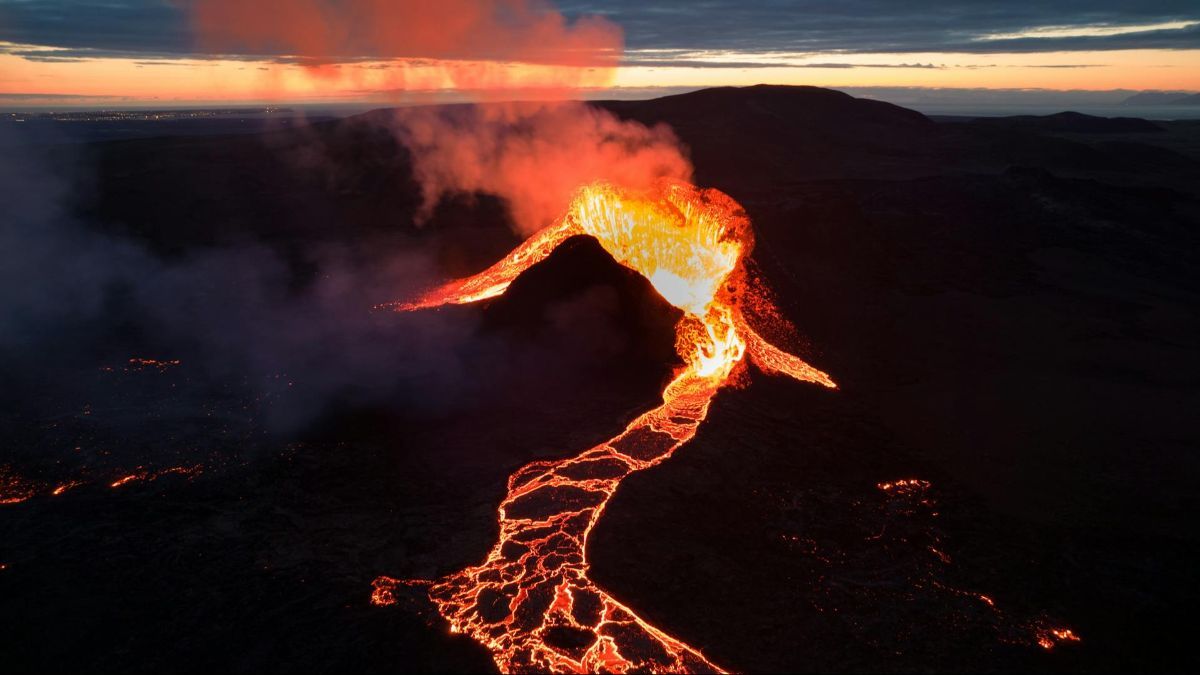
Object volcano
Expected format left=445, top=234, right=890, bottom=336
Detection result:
left=374, top=179, right=835, bottom=672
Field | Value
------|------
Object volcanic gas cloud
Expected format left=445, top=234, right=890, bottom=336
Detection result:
left=373, top=180, right=836, bottom=673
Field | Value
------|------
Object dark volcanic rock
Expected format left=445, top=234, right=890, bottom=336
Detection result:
left=4, top=85, right=1199, bottom=673
left=591, top=166, right=1200, bottom=672
left=599, top=85, right=941, bottom=190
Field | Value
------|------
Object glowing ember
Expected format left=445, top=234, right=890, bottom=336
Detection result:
left=877, top=478, right=932, bottom=493
left=376, top=180, right=835, bottom=673
left=110, top=465, right=203, bottom=489
left=3, top=463, right=203, bottom=504
left=125, top=357, right=182, bottom=372
left=1037, top=626, right=1082, bottom=650
left=51, top=480, right=85, bottom=496
left=1, top=466, right=39, bottom=505
left=878, top=478, right=1079, bottom=653
left=110, top=473, right=143, bottom=488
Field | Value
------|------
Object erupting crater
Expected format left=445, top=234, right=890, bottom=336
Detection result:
left=374, top=180, right=836, bottom=673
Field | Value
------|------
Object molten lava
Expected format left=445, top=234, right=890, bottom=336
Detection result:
left=375, top=180, right=836, bottom=673
left=109, top=465, right=204, bottom=489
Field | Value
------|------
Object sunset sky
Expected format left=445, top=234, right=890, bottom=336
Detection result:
left=1, top=0, right=1197, bottom=108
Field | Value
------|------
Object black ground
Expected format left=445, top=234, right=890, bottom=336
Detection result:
left=2, top=86, right=1198, bottom=672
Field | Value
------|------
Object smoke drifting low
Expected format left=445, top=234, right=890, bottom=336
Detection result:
left=0, top=116, right=680, bottom=439
left=0, top=126, right=475, bottom=434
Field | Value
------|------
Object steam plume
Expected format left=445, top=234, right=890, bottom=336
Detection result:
left=394, top=102, right=691, bottom=235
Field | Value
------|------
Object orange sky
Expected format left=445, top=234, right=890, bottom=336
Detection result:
left=1, top=45, right=1198, bottom=107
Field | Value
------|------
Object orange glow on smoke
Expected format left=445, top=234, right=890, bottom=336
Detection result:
left=375, top=180, right=835, bottom=672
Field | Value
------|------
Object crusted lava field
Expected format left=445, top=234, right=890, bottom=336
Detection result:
left=3, top=86, right=1199, bottom=672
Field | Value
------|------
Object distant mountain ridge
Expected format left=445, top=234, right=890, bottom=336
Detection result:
left=965, top=110, right=1162, bottom=133
left=1122, top=91, right=1200, bottom=106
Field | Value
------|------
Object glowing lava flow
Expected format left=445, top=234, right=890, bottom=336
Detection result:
left=374, top=180, right=835, bottom=673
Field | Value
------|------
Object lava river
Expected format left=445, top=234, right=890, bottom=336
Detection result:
left=373, top=180, right=836, bottom=673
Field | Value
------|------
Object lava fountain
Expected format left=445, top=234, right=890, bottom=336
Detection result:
left=374, top=180, right=836, bottom=673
